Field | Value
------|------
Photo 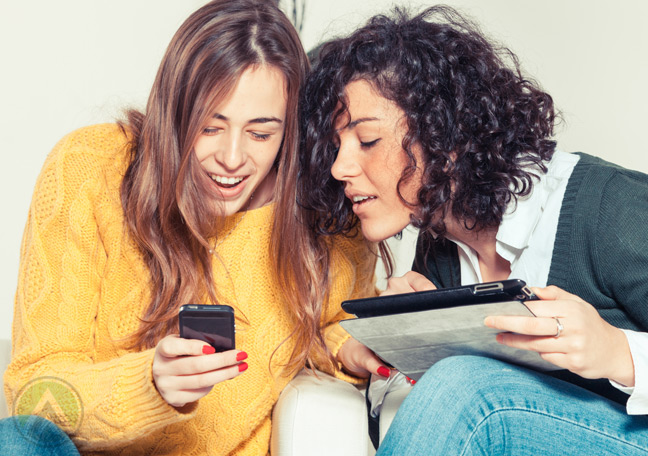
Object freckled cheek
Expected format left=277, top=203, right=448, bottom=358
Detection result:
left=403, top=169, right=424, bottom=205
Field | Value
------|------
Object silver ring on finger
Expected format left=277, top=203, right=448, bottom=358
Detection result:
left=553, top=317, right=564, bottom=338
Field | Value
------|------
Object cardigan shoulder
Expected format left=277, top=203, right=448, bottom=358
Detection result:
left=550, top=152, right=648, bottom=330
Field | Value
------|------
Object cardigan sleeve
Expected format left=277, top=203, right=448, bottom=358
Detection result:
left=595, top=168, right=648, bottom=332
left=595, top=168, right=648, bottom=414
left=4, top=128, right=197, bottom=451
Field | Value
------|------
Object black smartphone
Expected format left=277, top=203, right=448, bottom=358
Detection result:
left=179, top=304, right=235, bottom=352
left=342, top=279, right=537, bottom=318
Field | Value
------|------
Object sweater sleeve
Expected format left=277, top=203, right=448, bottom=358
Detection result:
left=314, top=232, right=378, bottom=382
left=4, top=129, right=197, bottom=451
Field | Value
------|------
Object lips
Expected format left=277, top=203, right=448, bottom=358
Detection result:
left=345, top=192, right=377, bottom=216
left=207, top=172, right=249, bottom=198
left=352, top=195, right=376, bottom=204
left=212, top=174, right=243, bottom=186
left=345, top=190, right=376, bottom=204
left=209, top=173, right=247, bottom=189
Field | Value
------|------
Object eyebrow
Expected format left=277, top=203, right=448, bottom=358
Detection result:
left=212, top=113, right=283, bottom=124
left=345, top=117, right=380, bottom=129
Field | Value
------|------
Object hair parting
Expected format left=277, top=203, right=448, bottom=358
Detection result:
left=119, top=0, right=333, bottom=374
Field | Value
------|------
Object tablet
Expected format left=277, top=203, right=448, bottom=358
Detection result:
left=342, top=279, right=536, bottom=318
left=339, top=299, right=556, bottom=379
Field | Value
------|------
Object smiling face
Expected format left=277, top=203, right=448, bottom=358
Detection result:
left=194, top=65, right=287, bottom=216
left=331, top=79, right=421, bottom=243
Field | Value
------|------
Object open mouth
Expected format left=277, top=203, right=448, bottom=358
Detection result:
left=210, top=174, right=247, bottom=189
left=352, top=195, right=376, bottom=205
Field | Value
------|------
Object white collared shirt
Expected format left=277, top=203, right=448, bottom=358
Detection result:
left=449, top=150, right=648, bottom=415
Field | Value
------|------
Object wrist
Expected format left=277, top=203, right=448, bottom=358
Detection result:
left=608, top=327, right=635, bottom=387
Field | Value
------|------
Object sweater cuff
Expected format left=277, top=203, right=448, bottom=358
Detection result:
left=75, top=349, right=198, bottom=449
left=323, top=322, right=366, bottom=386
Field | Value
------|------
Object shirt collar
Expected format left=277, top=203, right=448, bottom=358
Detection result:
left=496, top=151, right=577, bottom=254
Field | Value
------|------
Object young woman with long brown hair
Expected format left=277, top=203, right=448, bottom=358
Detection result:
left=2, top=1, right=381, bottom=454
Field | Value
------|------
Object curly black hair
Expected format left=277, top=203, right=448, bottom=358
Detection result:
left=299, top=5, right=558, bottom=238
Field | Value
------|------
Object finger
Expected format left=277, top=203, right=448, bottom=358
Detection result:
left=485, top=315, right=560, bottom=337
left=496, top=332, right=567, bottom=353
left=531, top=285, right=580, bottom=302
left=382, top=271, right=436, bottom=296
left=157, top=334, right=213, bottom=358
left=174, top=362, right=248, bottom=390
left=362, top=354, right=391, bottom=378
left=155, top=361, right=248, bottom=400
left=523, top=299, right=565, bottom=318
left=382, top=276, right=416, bottom=296
left=158, top=349, right=247, bottom=376
left=402, top=271, right=437, bottom=292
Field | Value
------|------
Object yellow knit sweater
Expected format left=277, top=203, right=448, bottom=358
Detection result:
left=5, top=124, right=376, bottom=455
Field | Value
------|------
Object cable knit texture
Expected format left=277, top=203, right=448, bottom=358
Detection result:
left=5, top=124, right=377, bottom=455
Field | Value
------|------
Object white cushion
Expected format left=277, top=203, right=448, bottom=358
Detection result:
left=271, top=369, right=375, bottom=456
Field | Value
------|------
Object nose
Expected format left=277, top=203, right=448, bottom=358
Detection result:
left=216, top=131, right=246, bottom=170
left=330, top=139, right=360, bottom=182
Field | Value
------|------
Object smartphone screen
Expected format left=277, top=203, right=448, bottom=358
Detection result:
left=179, top=305, right=235, bottom=352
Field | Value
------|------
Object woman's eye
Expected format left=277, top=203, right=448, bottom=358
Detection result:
left=251, top=132, right=271, bottom=141
left=203, top=127, right=222, bottom=136
left=360, top=138, right=381, bottom=149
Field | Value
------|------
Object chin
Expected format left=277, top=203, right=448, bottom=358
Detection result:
left=213, top=200, right=243, bottom=217
left=360, top=226, right=400, bottom=243
left=360, top=215, right=411, bottom=243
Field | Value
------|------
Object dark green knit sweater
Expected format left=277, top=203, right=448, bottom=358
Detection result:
left=413, top=152, right=648, bottom=332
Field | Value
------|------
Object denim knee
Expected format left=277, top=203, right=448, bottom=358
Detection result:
left=0, top=415, right=79, bottom=455
left=419, top=355, right=518, bottom=389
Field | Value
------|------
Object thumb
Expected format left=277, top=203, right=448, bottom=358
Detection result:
left=157, top=334, right=212, bottom=358
left=531, top=285, right=577, bottom=301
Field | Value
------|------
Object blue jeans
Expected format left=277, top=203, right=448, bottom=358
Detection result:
left=0, top=415, right=79, bottom=455
left=377, top=356, right=648, bottom=456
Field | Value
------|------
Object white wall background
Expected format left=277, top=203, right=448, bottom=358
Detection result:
left=1, top=0, right=647, bottom=341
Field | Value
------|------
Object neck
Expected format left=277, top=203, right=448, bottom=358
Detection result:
left=445, top=217, right=510, bottom=282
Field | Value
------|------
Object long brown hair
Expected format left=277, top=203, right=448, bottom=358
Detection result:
left=120, top=0, right=328, bottom=372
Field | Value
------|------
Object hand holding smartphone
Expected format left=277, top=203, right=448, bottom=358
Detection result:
left=179, top=304, right=235, bottom=352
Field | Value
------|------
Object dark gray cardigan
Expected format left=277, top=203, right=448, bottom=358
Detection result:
left=412, top=153, right=648, bottom=402
left=413, top=153, right=648, bottom=331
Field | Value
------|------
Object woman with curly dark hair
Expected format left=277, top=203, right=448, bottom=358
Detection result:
left=300, top=5, right=648, bottom=455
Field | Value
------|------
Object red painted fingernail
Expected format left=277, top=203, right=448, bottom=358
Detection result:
left=377, top=366, right=391, bottom=378
left=236, top=351, right=248, bottom=361
left=202, top=345, right=216, bottom=355
left=238, top=362, right=248, bottom=372
left=406, top=376, right=417, bottom=385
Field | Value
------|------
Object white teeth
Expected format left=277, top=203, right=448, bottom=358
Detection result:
left=211, top=175, right=244, bottom=185
left=353, top=195, right=375, bottom=203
